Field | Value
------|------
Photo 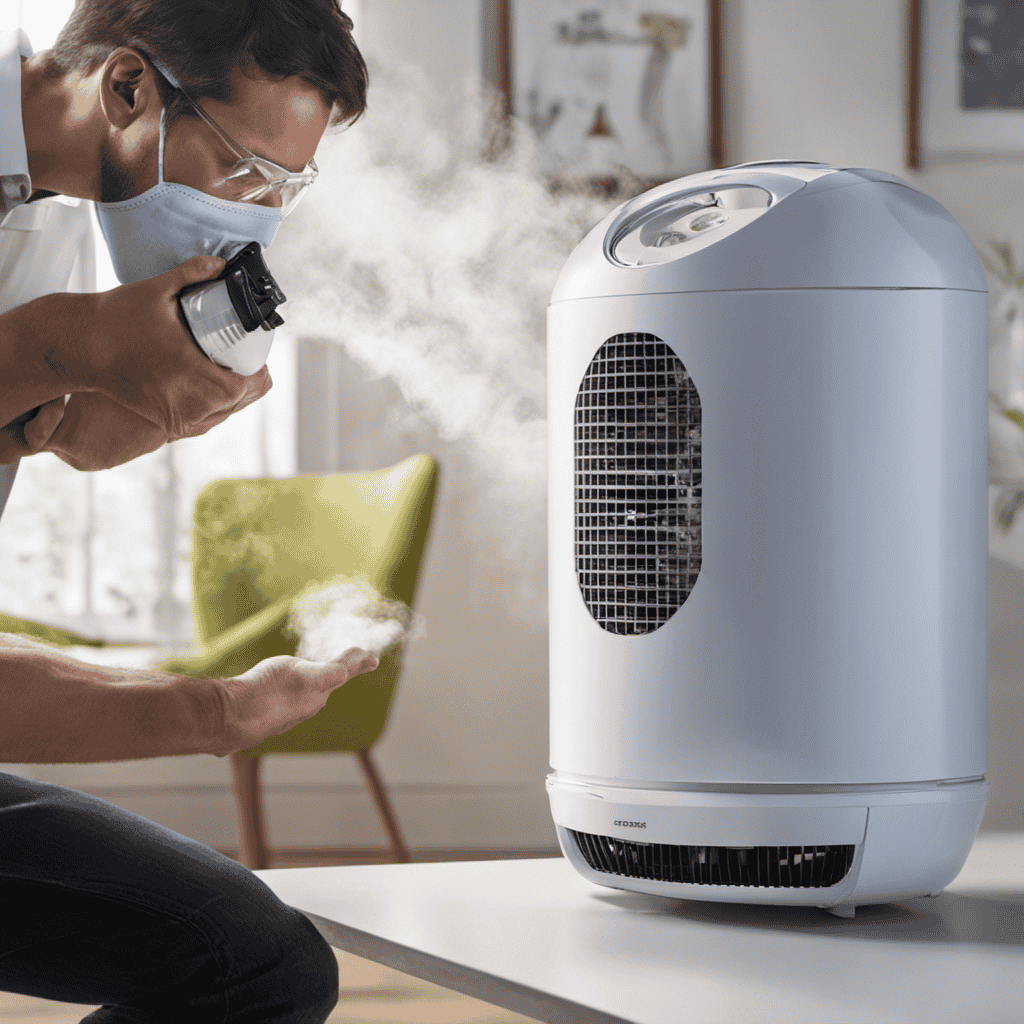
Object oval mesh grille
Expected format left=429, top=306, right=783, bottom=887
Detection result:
left=570, top=830, right=856, bottom=889
left=574, top=334, right=702, bottom=634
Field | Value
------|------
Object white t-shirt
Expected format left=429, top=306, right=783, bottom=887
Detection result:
left=0, top=28, right=97, bottom=522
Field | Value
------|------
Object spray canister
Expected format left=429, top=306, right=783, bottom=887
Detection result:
left=177, top=242, right=286, bottom=376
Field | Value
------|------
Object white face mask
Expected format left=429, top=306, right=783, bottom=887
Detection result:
left=95, top=105, right=283, bottom=284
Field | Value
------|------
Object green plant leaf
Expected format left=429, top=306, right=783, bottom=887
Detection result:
left=981, top=239, right=1024, bottom=286
left=1005, top=408, right=1024, bottom=432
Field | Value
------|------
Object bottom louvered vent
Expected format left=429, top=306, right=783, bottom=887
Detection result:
left=570, top=830, right=855, bottom=888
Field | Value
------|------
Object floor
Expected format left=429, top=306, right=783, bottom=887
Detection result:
left=0, top=847, right=552, bottom=1024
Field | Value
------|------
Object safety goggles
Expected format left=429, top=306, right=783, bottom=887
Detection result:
left=151, top=58, right=318, bottom=215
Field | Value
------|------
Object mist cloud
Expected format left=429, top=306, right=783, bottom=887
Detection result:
left=271, top=63, right=617, bottom=609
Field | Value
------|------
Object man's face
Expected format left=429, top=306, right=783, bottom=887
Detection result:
left=163, top=68, right=331, bottom=208
left=99, top=60, right=332, bottom=207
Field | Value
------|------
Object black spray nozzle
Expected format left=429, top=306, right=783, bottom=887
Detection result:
left=219, top=242, right=287, bottom=332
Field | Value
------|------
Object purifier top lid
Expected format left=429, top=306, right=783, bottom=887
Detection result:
left=550, top=160, right=987, bottom=302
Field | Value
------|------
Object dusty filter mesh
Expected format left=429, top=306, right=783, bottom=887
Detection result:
left=574, top=334, right=702, bottom=634
left=287, top=575, right=426, bottom=661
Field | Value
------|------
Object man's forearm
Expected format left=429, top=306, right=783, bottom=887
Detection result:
left=0, top=292, right=94, bottom=430
left=0, top=634, right=225, bottom=763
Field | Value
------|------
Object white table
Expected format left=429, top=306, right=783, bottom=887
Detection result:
left=256, top=832, right=1024, bottom=1024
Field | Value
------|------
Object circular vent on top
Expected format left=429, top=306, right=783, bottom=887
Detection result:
left=574, top=333, right=702, bottom=634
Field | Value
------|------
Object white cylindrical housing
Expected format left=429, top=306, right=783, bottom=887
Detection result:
left=180, top=279, right=275, bottom=376
left=546, top=161, right=989, bottom=913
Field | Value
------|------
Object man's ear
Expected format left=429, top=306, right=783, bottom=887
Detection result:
left=98, top=48, right=160, bottom=130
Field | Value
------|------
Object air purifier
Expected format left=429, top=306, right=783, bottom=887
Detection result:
left=546, top=160, right=989, bottom=917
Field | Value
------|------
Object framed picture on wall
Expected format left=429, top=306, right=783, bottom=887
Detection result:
left=498, top=0, right=723, bottom=186
left=908, top=0, right=1024, bottom=168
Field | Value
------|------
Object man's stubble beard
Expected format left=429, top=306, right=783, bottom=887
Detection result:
left=98, top=137, right=150, bottom=204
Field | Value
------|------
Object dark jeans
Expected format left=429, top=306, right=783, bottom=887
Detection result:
left=0, top=772, right=339, bottom=1023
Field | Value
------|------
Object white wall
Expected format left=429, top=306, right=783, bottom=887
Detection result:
left=10, top=1, right=1020, bottom=852
left=359, top=0, right=484, bottom=93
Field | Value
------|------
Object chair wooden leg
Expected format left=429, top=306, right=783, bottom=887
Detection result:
left=355, top=749, right=411, bottom=863
left=230, top=752, right=272, bottom=870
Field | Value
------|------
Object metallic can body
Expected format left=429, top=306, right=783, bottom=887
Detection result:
left=179, top=279, right=274, bottom=376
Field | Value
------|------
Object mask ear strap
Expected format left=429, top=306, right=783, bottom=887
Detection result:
left=158, top=105, right=167, bottom=185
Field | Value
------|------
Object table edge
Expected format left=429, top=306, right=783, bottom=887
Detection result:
left=299, top=907, right=635, bottom=1024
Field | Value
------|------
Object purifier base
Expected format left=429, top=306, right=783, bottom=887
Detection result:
left=547, top=773, right=989, bottom=912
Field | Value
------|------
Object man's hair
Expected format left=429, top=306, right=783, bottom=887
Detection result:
left=50, top=0, right=368, bottom=130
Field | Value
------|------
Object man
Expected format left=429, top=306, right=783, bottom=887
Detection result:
left=0, top=3, right=378, bottom=1021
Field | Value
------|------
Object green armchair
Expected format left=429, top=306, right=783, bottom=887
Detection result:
left=0, top=613, right=107, bottom=649
left=157, top=453, right=440, bottom=869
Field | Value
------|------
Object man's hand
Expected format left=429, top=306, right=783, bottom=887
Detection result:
left=42, top=374, right=271, bottom=471
left=77, top=254, right=273, bottom=436
left=0, top=397, right=67, bottom=464
left=0, top=254, right=274, bottom=443
left=210, top=649, right=380, bottom=757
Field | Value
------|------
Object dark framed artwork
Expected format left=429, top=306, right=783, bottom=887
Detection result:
left=908, top=0, right=1024, bottom=169
left=497, top=0, right=724, bottom=185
